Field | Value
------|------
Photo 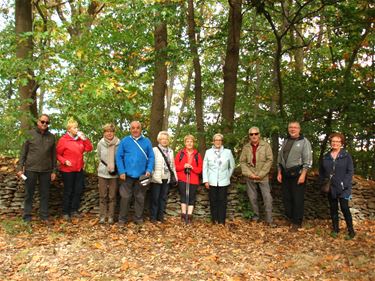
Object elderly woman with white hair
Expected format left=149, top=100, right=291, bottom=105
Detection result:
left=203, top=133, right=235, bottom=225
left=150, top=131, right=177, bottom=223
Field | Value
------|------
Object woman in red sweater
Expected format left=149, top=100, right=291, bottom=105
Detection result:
left=175, top=135, right=203, bottom=223
left=57, top=119, right=93, bottom=221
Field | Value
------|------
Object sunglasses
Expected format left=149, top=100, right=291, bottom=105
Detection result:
left=40, top=120, right=50, bottom=125
left=249, top=133, right=259, bottom=136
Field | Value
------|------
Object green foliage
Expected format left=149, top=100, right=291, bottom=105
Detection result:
left=0, top=217, right=33, bottom=235
left=236, top=184, right=254, bottom=219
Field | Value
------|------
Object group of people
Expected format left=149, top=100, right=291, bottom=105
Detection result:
left=17, top=115, right=356, bottom=238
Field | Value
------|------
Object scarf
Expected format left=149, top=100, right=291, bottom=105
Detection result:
left=104, top=136, right=119, bottom=172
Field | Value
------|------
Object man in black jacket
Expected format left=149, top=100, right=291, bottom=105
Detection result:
left=17, top=114, right=56, bottom=222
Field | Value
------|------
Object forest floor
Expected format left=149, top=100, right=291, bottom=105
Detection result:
left=0, top=216, right=374, bottom=281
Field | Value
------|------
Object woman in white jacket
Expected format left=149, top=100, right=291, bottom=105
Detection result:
left=150, top=131, right=177, bottom=223
left=203, top=133, right=235, bottom=225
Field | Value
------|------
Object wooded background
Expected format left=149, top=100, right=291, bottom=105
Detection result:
left=0, top=0, right=373, bottom=178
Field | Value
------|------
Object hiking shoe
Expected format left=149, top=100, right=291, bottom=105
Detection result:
left=108, top=217, right=114, bottom=224
left=348, top=230, right=356, bottom=239
left=99, top=217, right=105, bottom=224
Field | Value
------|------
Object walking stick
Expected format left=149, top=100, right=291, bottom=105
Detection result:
left=184, top=167, right=191, bottom=224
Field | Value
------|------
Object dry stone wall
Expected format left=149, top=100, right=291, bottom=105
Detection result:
left=1, top=157, right=374, bottom=221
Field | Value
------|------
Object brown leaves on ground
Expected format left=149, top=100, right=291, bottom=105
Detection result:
left=0, top=216, right=374, bottom=280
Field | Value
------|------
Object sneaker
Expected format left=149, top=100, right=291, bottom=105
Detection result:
left=71, top=212, right=82, bottom=218
left=118, top=220, right=125, bottom=227
left=267, top=222, right=277, bottom=228
left=330, top=231, right=339, bottom=238
left=289, top=224, right=300, bottom=232
left=99, top=217, right=105, bottom=224
left=108, top=217, right=114, bottom=224
left=251, top=216, right=259, bottom=222
left=23, top=216, right=31, bottom=223
left=63, top=214, right=71, bottom=222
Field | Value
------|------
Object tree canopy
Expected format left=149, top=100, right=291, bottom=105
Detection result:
left=0, top=0, right=373, bottom=178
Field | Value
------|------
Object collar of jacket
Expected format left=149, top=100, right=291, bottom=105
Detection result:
left=35, top=127, right=49, bottom=135
left=287, top=134, right=304, bottom=141
left=325, top=148, right=348, bottom=160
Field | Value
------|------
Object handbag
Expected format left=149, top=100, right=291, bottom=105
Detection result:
left=157, top=146, right=178, bottom=187
left=320, top=178, right=331, bottom=193
left=320, top=159, right=336, bottom=193
left=100, top=159, right=117, bottom=176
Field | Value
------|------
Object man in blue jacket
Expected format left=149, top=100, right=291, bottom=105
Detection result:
left=116, top=121, right=155, bottom=225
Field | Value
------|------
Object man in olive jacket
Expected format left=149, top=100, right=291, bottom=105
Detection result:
left=240, top=127, right=274, bottom=226
left=17, top=114, right=56, bottom=222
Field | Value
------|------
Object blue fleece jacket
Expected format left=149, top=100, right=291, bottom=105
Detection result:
left=116, top=135, right=155, bottom=178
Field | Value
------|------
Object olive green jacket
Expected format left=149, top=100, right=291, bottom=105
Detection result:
left=240, top=140, right=273, bottom=181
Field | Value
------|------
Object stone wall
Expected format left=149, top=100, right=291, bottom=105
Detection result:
left=1, top=157, right=374, bottom=221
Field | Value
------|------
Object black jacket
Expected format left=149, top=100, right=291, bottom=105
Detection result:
left=18, top=128, right=57, bottom=173
left=319, top=149, right=354, bottom=199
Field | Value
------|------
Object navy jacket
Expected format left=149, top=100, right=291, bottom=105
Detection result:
left=319, top=149, right=354, bottom=199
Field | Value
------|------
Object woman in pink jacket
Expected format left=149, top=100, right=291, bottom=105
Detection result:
left=57, top=119, right=93, bottom=221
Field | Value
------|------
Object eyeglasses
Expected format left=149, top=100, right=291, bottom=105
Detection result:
left=214, top=139, right=223, bottom=141
left=40, top=120, right=50, bottom=125
left=249, top=133, right=259, bottom=136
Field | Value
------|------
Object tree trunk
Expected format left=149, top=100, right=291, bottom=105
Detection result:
left=187, top=0, right=206, bottom=156
left=172, top=67, right=193, bottom=151
left=163, top=70, right=176, bottom=131
left=293, top=24, right=304, bottom=73
left=149, top=21, right=168, bottom=146
left=221, top=0, right=242, bottom=134
left=16, top=0, right=37, bottom=131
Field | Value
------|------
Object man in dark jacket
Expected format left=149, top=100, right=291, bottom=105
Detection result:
left=17, top=114, right=56, bottom=222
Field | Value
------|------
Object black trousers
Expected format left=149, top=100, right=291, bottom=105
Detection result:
left=328, top=193, right=354, bottom=232
left=282, top=175, right=305, bottom=226
left=150, top=180, right=169, bottom=221
left=61, top=170, right=84, bottom=215
left=178, top=181, right=197, bottom=205
left=209, top=185, right=228, bottom=224
left=23, top=170, right=51, bottom=220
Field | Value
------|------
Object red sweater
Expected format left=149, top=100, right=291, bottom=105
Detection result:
left=56, top=133, right=93, bottom=172
left=175, top=148, right=203, bottom=185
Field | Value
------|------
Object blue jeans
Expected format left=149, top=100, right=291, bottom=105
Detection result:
left=23, top=171, right=51, bottom=220
left=150, top=180, right=169, bottom=221
left=61, top=170, right=84, bottom=215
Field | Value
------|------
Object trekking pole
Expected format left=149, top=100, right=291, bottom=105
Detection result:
left=184, top=167, right=191, bottom=224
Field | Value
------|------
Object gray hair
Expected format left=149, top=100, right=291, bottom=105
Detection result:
left=212, top=133, right=224, bottom=141
left=157, top=131, right=170, bottom=141
left=130, top=120, right=142, bottom=128
left=248, top=126, right=260, bottom=134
